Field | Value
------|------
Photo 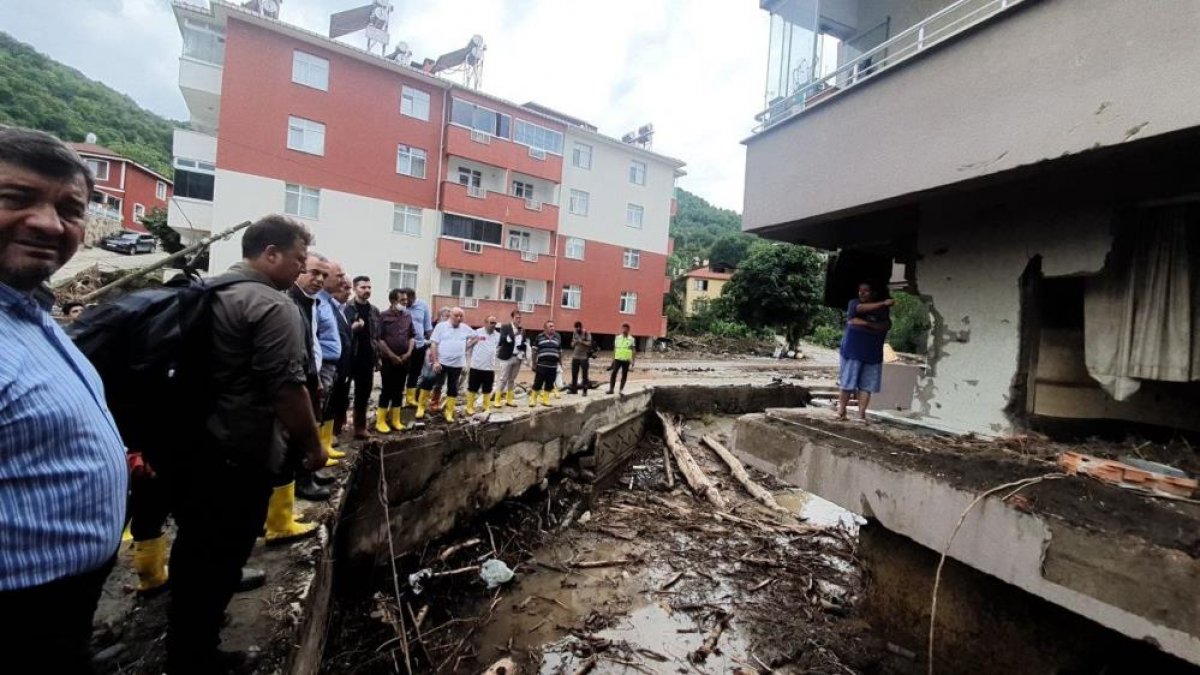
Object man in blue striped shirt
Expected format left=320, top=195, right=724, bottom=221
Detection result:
left=0, top=128, right=128, bottom=672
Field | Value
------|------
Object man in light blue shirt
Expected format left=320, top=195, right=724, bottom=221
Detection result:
left=0, top=128, right=128, bottom=671
left=402, top=287, right=433, bottom=406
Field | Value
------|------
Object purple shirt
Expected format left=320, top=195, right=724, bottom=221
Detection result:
left=840, top=299, right=888, bottom=364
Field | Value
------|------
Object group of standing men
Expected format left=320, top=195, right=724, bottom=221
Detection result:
left=0, top=128, right=647, bottom=673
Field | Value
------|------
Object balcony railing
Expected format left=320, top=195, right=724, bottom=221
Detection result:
left=753, top=0, right=1026, bottom=133
left=87, top=203, right=122, bottom=222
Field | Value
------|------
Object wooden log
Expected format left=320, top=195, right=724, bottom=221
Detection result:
left=655, top=412, right=727, bottom=511
left=662, top=440, right=675, bottom=488
left=701, top=435, right=790, bottom=515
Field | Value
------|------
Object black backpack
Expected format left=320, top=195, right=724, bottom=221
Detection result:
left=67, top=273, right=266, bottom=466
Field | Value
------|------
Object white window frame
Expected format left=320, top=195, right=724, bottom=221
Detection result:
left=502, top=278, right=527, bottom=302
left=396, top=144, right=427, bottom=178
left=181, top=18, right=225, bottom=66
left=629, top=160, right=647, bottom=186
left=569, top=189, right=589, bottom=216
left=86, top=159, right=110, bottom=181
left=619, top=291, right=638, bottom=315
left=507, top=229, right=532, bottom=252
left=287, top=116, right=326, bottom=156
left=511, top=180, right=534, bottom=200
left=513, top=119, right=564, bottom=155
left=389, top=262, right=419, bottom=291
left=693, top=279, right=709, bottom=291
left=401, top=86, right=431, bottom=121
left=561, top=284, right=582, bottom=309
left=284, top=183, right=320, bottom=219
left=392, top=204, right=422, bottom=236
left=565, top=237, right=585, bottom=260
left=626, top=203, right=644, bottom=229
left=133, top=203, right=145, bottom=221
left=450, top=271, right=476, bottom=298
left=572, top=142, right=592, bottom=170
left=623, top=249, right=640, bottom=269
left=291, top=51, right=329, bottom=91
left=156, top=181, right=167, bottom=200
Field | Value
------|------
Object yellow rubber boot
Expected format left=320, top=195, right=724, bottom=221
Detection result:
left=121, top=522, right=133, bottom=543
left=466, top=392, right=477, bottom=413
left=481, top=392, right=491, bottom=411
left=405, top=389, right=418, bottom=408
left=132, top=535, right=169, bottom=595
left=375, top=408, right=392, bottom=434
left=443, top=397, right=457, bottom=423
left=265, top=482, right=318, bottom=545
left=541, top=391, right=552, bottom=406
left=415, top=390, right=431, bottom=419
left=389, top=407, right=405, bottom=432
left=492, top=391, right=503, bottom=408
left=322, top=421, right=346, bottom=459
left=528, top=390, right=538, bottom=407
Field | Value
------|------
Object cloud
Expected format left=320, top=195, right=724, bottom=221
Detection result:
left=3, top=0, right=768, bottom=210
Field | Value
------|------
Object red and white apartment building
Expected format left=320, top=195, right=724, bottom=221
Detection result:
left=168, top=1, right=685, bottom=341
left=71, top=142, right=173, bottom=232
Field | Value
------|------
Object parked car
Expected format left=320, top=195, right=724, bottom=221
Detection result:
left=100, top=232, right=157, bottom=255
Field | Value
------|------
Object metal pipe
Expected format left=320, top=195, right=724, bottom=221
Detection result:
left=79, top=219, right=252, bottom=304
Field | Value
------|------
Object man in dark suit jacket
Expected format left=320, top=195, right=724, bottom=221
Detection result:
left=322, top=262, right=354, bottom=442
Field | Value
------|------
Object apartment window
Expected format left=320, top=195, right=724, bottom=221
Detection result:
left=450, top=272, right=476, bottom=298
left=291, top=51, right=329, bottom=91
left=450, top=98, right=511, bottom=138
left=86, top=159, right=109, bottom=181
left=133, top=203, right=145, bottom=221
left=284, top=183, right=320, bottom=219
left=401, top=86, right=430, bottom=121
left=572, top=142, right=592, bottom=169
left=156, top=181, right=167, bottom=200
left=565, top=237, right=585, bottom=260
left=511, top=180, right=534, bottom=200
left=619, top=291, right=638, bottom=315
left=569, top=189, right=589, bottom=216
left=623, top=249, right=640, bottom=269
left=561, top=284, right=582, bottom=309
left=181, top=18, right=225, bottom=65
left=287, top=116, right=325, bottom=155
left=457, top=167, right=482, bottom=188
left=629, top=160, right=647, bottom=186
left=396, top=145, right=427, bottom=178
left=441, top=213, right=502, bottom=245
left=393, top=204, right=422, bottom=236
left=513, top=119, right=564, bottom=155
left=693, top=279, right=709, bottom=291
left=503, top=278, right=527, bottom=302
left=173, top=157, right=214, bottom=201
left=507, top=229, right=532, bottom=252
left=626, top=203, right=644, bottom=229
left=390, top=263, right=419, bottom=291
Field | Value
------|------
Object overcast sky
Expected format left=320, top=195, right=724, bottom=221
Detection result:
left=1, top=0, right=768, bottom=211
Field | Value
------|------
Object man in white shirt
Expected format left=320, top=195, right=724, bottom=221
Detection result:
left=415, top=307, right=478, bottom=422
left=465, top=315, right=500, bottom=413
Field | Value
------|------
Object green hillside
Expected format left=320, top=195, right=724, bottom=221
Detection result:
left=669, top=188, right=756, bottom=273
left=0, top=31, right=177, bottom=177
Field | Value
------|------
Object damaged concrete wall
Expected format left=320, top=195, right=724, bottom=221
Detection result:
left=913, top=193, right=1113, bottom=434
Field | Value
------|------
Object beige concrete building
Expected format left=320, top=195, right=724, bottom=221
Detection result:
left=744, top=0, right=1200, bottom=438
left=680, top=267, right=734, bottom=316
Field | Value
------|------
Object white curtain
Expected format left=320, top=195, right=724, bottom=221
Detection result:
left=1084, top=206, right=1200, bottom=401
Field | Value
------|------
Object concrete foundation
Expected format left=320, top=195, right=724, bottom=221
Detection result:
left=730, top=411, right=1200, bottom=667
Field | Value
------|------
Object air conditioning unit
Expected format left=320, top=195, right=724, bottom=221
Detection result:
left=463, top=241, right=483, bottom=254
left=467, top=185, right=486, bottom=199
left=520, top=250, right=538, bottom=262
left=528, top=147, right=546, bottom=160
left=517, top=301, right=534, bottom=313
left=470, top=130, right=491, bottom=145
left=461, top=297, right=480, bottom=308
left=524, top=198, right=542, bottom=211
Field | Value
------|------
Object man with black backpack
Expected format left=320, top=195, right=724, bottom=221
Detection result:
left=166, top=216, right=326, bottom=673
left=0, top=128, right=128, bottom=673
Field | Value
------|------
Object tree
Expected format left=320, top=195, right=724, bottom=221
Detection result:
left=708, top=233, right=755, bottom=268
left=141, top=207, right=180, bottom=252
left=722, top=242, right=825, bottom=349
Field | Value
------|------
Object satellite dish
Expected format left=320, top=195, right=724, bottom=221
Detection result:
left=638, top=123, right=654, bottom=136
left=85, top=132, right=98, bottom=144
left=261, top=0, right=279, bottom=16
left=389, top=41, right=412, bottom=63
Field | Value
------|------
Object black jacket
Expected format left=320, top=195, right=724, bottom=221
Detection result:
left=288, top=284, right=317, bottom=377
left=332, top=299, right=353, bottom=378
left=343, top=300, right=381, bottom=368
left=496, top=322, right=527, bottom=361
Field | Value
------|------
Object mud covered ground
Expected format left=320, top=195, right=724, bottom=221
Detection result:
left=325, top=417, right=916, bottom=675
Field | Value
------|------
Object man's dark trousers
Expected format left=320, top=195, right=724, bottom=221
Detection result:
left=571, top=357, right=590, bottom=393
left=405, top=344, right=428, bottom=392
left=165, top=454, right=271, bottom=673
left=351, top=357, right=375, bottom=432
left=0, top=556, right=115, bottom=674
